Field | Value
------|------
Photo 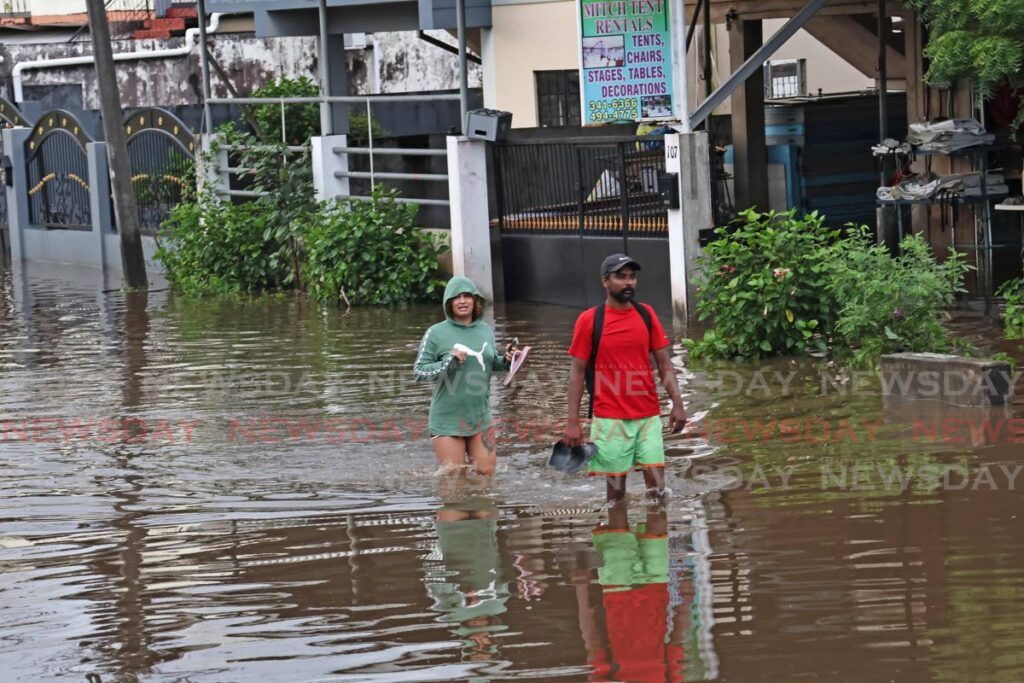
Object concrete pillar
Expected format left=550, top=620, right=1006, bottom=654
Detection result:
left=87, top=141, right=112, bottom=270
left=311, top=134, right=349, bottom=203
left=197, top=133, right=229, bottom=197
left=665, top=131, right=713, bottom=332
left=2, top=127, right=31, bottom=263
left=728, top=19, right=769, bottom=211
left=446, top=135, right=493, bottom=301
left=480, top=28, right=498, bottom=109
left=326, top=34, right=351, bottom=136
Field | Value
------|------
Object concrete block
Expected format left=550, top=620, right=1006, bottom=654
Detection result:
left=880, top=352, right=1014, bottom=407
left=3, top=127, right=30, bottom=263
left=311, top=134, right=349, bottom=203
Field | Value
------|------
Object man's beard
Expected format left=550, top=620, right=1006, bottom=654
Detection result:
left=611, top=287, right=635, bottom=303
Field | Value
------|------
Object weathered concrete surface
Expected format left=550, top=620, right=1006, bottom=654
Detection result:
left=880, top=353, right=1014, bottom=407
left=0, top=30, right=482, bottom=110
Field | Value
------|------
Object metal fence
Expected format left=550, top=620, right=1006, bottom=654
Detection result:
left=493, top=137, right=667, bottom=238
left=125, top=107, right=197, bottom=233
left=207, top=94, right=458, bottom=212
left=24, top=110, right=94, bottom=230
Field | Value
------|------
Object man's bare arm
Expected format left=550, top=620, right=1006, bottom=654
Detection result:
left=653, top=347, right=687, bottom=432
left=565, top=356, right=588, bottom=445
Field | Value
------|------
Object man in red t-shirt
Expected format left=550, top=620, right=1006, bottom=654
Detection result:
left=564, top=254, right=687, bottom=501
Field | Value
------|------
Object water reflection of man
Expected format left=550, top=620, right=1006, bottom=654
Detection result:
left=425, top=492, right=510, bottom=662
left=573, top=504, right=686, bottom=682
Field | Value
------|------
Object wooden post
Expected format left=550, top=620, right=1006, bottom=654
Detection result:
left=728, top=18, right=769, bottom=211
left=85, top=0, right=148, bottom=288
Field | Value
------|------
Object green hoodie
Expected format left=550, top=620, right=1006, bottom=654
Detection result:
left=414, top=277, right=509, bottom=436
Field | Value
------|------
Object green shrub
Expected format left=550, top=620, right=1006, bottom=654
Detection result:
left=248, top=75, right=388, bottom=144
left=997, top=277, right=1024, bottom=338
left=249, top=75, right=321, bottom=145
left=155, top=194, right=292, bottom=295
left=686, top=209, right=838, bottom=359
left=304, top=186, right=445, bottom=305
left=685, top=211, right=971, bottom=367
left=826, top=230, right=970, bottom=367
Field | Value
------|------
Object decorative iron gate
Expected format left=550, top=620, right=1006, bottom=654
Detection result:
left=493, top=137, right=668, bottom=243
left=24, top=109, right=93, bottom=230
left=125, top=108, right=196, bottom=233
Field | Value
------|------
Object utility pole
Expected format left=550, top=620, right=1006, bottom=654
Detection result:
left=85, top=0, right=148, bottom=289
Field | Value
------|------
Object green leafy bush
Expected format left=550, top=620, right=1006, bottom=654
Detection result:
left=686, top=209, right=838, bottom=359
left=685, top=211, right=971, bottom=367
left=248, top=75, right=388, bottom=144
left=996, top=277, right=1024, bottom=338
left=304, top=187, right=445, bottom=305
left=249, top=75, right=321, bottom=145
left=155, top=194, right=291, bottom=295
left=155, top=132, right=444, bottom=303
left=826, top=230, right=970, bottom=367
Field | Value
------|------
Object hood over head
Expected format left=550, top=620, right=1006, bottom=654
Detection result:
left=443, top=276, right=484, bottom=322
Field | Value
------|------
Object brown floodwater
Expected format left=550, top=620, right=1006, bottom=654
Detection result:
left=2, top=260, right=1024, bottom=682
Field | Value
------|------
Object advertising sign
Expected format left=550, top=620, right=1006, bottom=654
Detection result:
left=578, top=0, right=674, bottom=125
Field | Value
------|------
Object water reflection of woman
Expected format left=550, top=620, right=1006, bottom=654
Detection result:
left=573, top=504, right=687, bottom=682
left=425, top=491, right=510, bottom=662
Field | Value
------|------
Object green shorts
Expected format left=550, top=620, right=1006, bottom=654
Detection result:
left=592, top=523, right=669, bottom=589
left=588, top=415, right=664, bottom=476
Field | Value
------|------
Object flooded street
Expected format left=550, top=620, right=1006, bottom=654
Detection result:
left=2, top=261, right=1024, bottom=682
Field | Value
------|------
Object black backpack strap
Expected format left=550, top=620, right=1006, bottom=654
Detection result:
left=584, top=304, right=605, bottom=419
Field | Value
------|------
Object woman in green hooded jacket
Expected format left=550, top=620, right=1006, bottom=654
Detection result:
left=414, top=276, right=516, bottom=475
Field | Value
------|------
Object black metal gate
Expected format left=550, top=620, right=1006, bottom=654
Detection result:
left=493, top=136, right=668, bottom=245
left=125, top=108, right=197, bottom=233
left=492, top=136, right=673, bottom=313
left=24, top=110, right=93, bottom=230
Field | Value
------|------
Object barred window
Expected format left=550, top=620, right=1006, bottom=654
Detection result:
left=535, top=70, right=581, bottom=127
left=763, top=59, right=807, bottom=99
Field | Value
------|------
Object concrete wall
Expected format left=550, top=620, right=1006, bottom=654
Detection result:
left=482, top=0, right=580, bottom=129
left=1, top=30, right=480, bottom=109
left=481, top=0, right=875, bottom=128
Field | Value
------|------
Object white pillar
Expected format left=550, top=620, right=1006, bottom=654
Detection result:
left=446, top=135, right=494, bottom=301
left=665, top=130, right=712, bottom=331
left=87, top=141, right=112, bottom=270
left=311, top=134, right=350, bottom=203
left=3, top=127, right=30, bottom=263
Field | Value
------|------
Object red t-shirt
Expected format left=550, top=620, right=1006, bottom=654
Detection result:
left=568, top=304, right=670, bottom=419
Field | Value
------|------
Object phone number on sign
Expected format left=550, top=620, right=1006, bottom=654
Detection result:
left=589, top=98, right=638, bottom=121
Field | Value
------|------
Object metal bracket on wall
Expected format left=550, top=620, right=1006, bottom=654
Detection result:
left=688, top=0, right=828, bottom=130
left=417, top=31, right=482, bottom=65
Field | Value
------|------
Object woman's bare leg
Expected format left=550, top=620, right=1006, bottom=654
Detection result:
left=466, top=429, right=497, bottom=476
left=433, top=436, right=468, bottom=473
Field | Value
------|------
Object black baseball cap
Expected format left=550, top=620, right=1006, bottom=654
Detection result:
left=600, top=253, right=641, bottom=276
